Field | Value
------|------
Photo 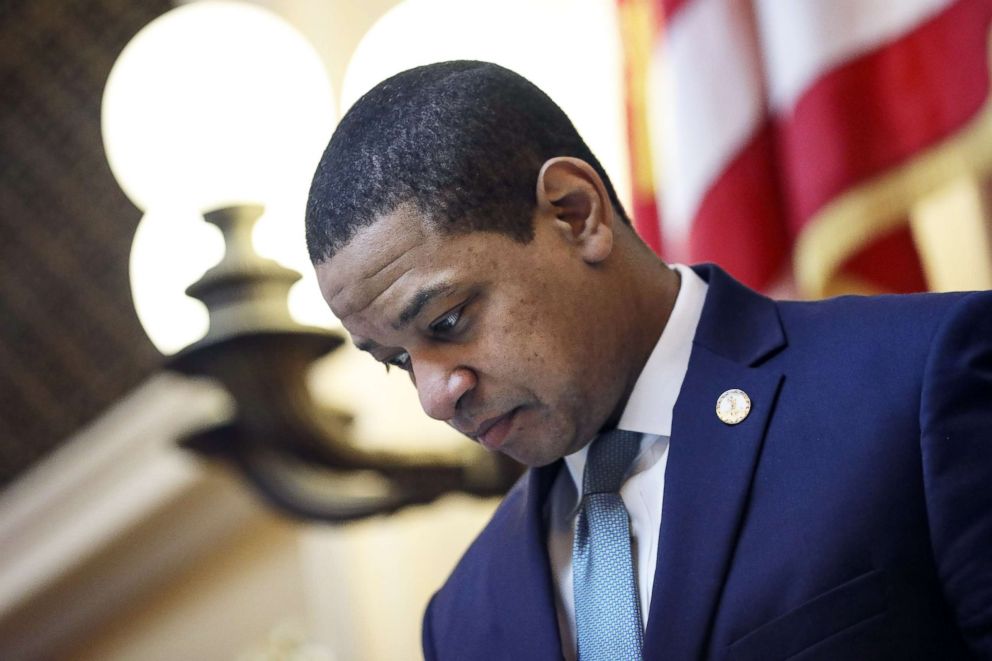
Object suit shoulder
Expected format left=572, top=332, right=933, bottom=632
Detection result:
left=778, top=289, right=975, bottom=327
left=424, top=466, right=558, bottom=658
left=920, top=289, right=992, bottom=379
left=775, top=290, right=980, bottom=351
left=763, top=291, right=991, bottom=396
left=430, top=466, right=541, bottom=602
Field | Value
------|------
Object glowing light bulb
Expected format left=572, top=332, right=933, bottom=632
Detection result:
left=102, top=0, right=337, bottom=353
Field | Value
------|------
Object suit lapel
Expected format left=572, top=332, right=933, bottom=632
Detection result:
left=643, top=265, right=786, bottom=660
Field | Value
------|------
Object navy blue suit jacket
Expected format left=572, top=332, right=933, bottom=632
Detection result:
left=423, top=265, right=992, bottom=660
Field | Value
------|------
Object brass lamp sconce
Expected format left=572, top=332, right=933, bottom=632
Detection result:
left=168, top=205, right=521, bottom=522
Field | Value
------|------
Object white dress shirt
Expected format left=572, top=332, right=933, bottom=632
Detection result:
left=545, top=264, right=709, bottom=660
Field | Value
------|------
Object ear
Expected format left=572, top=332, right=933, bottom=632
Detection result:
left=535, top=157, right=615, bottom=264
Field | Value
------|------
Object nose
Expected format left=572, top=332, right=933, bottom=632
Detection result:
left=413, top=357, right=477, bottom=421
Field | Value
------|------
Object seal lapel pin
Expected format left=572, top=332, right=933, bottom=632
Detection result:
left=716, top=389, right=751, bottom=425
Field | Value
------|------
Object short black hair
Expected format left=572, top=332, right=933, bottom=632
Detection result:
left=305, top=60, right=630, bottom=264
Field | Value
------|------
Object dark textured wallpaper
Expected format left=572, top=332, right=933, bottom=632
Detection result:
left=0, top=0, right=172, bottom=485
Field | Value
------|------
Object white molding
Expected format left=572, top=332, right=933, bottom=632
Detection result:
left=0, top=372, right=263, bottom=659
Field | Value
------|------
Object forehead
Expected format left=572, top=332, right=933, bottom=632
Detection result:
left=315, top=208, right=491, bottom=324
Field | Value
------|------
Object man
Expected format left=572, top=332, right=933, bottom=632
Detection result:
left=306, top=61, right=992, bottom=660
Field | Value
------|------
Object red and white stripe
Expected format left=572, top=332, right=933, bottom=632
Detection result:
left=645, top=0, right=992, bottom=293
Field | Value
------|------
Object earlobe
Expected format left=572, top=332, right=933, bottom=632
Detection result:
left=535, top=157, right=614, bottom=264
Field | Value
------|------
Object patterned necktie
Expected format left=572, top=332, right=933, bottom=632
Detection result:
left=572, top=429, right=644, bottom=660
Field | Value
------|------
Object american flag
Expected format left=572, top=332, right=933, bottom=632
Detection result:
left=620, top=0, right=992, bottom=297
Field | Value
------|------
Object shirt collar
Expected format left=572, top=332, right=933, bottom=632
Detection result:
left=561, top=264, right=709, bottom=491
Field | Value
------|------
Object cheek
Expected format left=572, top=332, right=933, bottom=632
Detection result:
left=480, top=266, right=592, bottom=387
left=467, top=303, right=555, bottom=398
left=483, top=317, right=549, bottom=379
left=508, top=311, right=589, bottom=398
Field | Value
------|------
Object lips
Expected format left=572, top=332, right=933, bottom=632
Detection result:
left=475, top=408, right=519, bottom=451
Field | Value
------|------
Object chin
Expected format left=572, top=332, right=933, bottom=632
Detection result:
left=493, top=437, right=543, bottom=468
left=505, top=435, right=576, bottom=468
left=511, top=450, right=560, bottom=469
left=493, top=410, right=583, bottom=467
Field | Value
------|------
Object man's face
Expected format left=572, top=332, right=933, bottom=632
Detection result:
left=315, top=206, right=630, bottom=467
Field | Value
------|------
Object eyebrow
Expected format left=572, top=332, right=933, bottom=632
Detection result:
left=394, top=282, right=456, bottom=330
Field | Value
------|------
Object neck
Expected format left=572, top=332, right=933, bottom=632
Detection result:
left=602, top=234, right=681, bottom=429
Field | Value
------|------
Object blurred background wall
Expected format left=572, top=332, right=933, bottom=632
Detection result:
left=0, top=0, right=990, bottom=659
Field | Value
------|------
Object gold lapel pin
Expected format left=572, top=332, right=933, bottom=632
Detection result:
left=716, top=388, right=751, bottom=425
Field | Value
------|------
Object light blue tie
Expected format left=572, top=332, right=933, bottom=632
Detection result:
left=572, top=429, right=644, bottom=660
